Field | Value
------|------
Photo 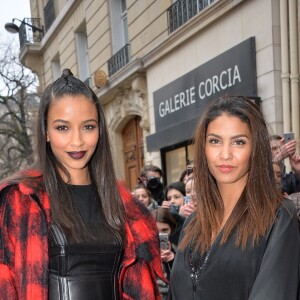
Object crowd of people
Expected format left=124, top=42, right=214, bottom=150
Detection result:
left=0, top=71, right=299, bottom=299
left=132, top=97, right=300, bottom=299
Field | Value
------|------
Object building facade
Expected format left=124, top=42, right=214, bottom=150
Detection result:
left=17, top=0, right=299, bottom=189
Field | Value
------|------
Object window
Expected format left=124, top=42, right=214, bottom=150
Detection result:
left=109, top=0, right=129, bottom=53
left=44, top=0, right=56, bottom=31
left=162, top=142, right=195, bottom=184
left=51, top=55, right=61, bottom=81
left=167, top=0, right=216, bottom=33
left=75, top=32, right=90, bottom=84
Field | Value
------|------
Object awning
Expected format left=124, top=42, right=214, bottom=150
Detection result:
left=146, top=116, right=200, bottom=152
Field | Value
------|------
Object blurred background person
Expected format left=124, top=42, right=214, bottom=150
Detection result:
left=287, top=192, right=300, bottom=222
left=152, top=207, right=180, bottom=299
left=152, top=208, right=179, bottom=275
left=139, top=164, right=164, bottom=205
left=270, top=134, right=300, bottom=195
left=179, top=169, right=188, bottom=184
left=133, top=182, right=159, bottom=211
left=272, top=162, right=288, bottom=198
left=179, top=160, right=194, bottom=184
left=161, top=181, right=185, bottom=213
left=181, top=176, right=196, bottom=218
left=161, top=181, right=186, bottom=246
left=162, top=180, right=195, bottom=219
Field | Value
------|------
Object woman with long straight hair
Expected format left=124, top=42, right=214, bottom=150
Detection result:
left=0, top=69, right=166, bottom=299
left=169, top=96, right=300, bottom=299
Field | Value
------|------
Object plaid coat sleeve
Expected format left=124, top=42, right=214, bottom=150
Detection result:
left=118, top=182, right=168, bottom=300
left=0, top=183, right=50, bottom=300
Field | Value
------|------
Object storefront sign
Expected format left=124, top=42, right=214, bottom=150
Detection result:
left=147, top=37, right=257, bottom=151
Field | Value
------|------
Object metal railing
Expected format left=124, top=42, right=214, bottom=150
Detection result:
left=107, top=44, right=130, bottom=77
left=44, top=0, right=56, bottom=31
left=19, top=18, right=44, bottom=49
left=167, top=0, right=215, bottom=34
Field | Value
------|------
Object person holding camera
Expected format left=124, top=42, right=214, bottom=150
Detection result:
left=161, top=181, right=185, bottom=213
left=152, top=208, right=179, bottom=276
left=152, top=207, right=180, bottom=299
left=181, top=176, right=196, bottom=218
left=0, top=69, right=166, bottom=300
left=139, top=165, right=165, bottom=205
left=162, top=181, right=195, bottom=219
left=161, top=181, right=186, bottom=246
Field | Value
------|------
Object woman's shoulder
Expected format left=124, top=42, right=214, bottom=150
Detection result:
left=0, top=169, right=46, bottom=208
left=271, top=197, right=299, bottom=232
left=0, top=169, right=43, bottom=191
left=182, top=211, right=196, bottom=228
left=277, top=197, right=298, bottom=218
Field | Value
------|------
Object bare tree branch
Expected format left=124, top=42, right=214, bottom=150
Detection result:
left=0, top=38, right=39, bottom=179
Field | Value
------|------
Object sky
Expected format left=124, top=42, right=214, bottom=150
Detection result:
left=0, top=1, right=32, bottom=93
left=0, top=0, right=31, bottom=42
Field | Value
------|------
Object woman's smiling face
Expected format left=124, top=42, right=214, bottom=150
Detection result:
left=46, top=95, right=99, bottom=184
left=205, top=114, right=252, bottom=190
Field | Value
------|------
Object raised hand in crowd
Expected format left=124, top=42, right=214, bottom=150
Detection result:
left=272, top=138, right=296, bottom=163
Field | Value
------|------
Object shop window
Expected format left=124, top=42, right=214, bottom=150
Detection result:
left=162, top=142, right=194, bottom=184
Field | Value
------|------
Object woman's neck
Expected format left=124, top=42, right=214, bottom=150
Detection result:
left=60, top=168, right=91, bottom=185
left=217, top=178, right=247, bottom=227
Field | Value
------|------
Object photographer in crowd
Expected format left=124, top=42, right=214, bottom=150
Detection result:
left=139, top=165, right=165, bottom=205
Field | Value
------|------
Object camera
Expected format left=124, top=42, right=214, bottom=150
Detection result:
left=137, top=175, right=164, bottom=205
left=146, top=177, right=164, bottom=204
left=147, top=176, right=162, bottom=190
left=159, top=233, right=169, bottom=250
left=186, top=166, right=193, bottom=176
left=283, top=132, right=294, bottom=144
left=169, top=204, right=179, bottom=214
left=184, top=196, right=192, bottom=205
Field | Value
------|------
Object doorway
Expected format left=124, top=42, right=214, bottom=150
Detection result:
left=122, top=116, right=144, bottom=191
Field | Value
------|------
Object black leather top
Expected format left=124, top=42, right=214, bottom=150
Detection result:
left=48, top=185, right=122, bottom=300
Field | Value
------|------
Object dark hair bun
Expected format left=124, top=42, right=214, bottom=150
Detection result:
left=61, top=68, right=74, bottom=78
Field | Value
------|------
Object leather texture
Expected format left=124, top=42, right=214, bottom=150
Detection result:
left=48, top=223, right=121, bottom=300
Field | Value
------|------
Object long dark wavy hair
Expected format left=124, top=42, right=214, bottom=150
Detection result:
left=179, top=95, right=281, bottom=253
left=3, top=69, right=126, bottom=243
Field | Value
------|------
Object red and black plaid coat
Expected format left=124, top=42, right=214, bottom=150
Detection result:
left=0, top=170, right=166, bottom=299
